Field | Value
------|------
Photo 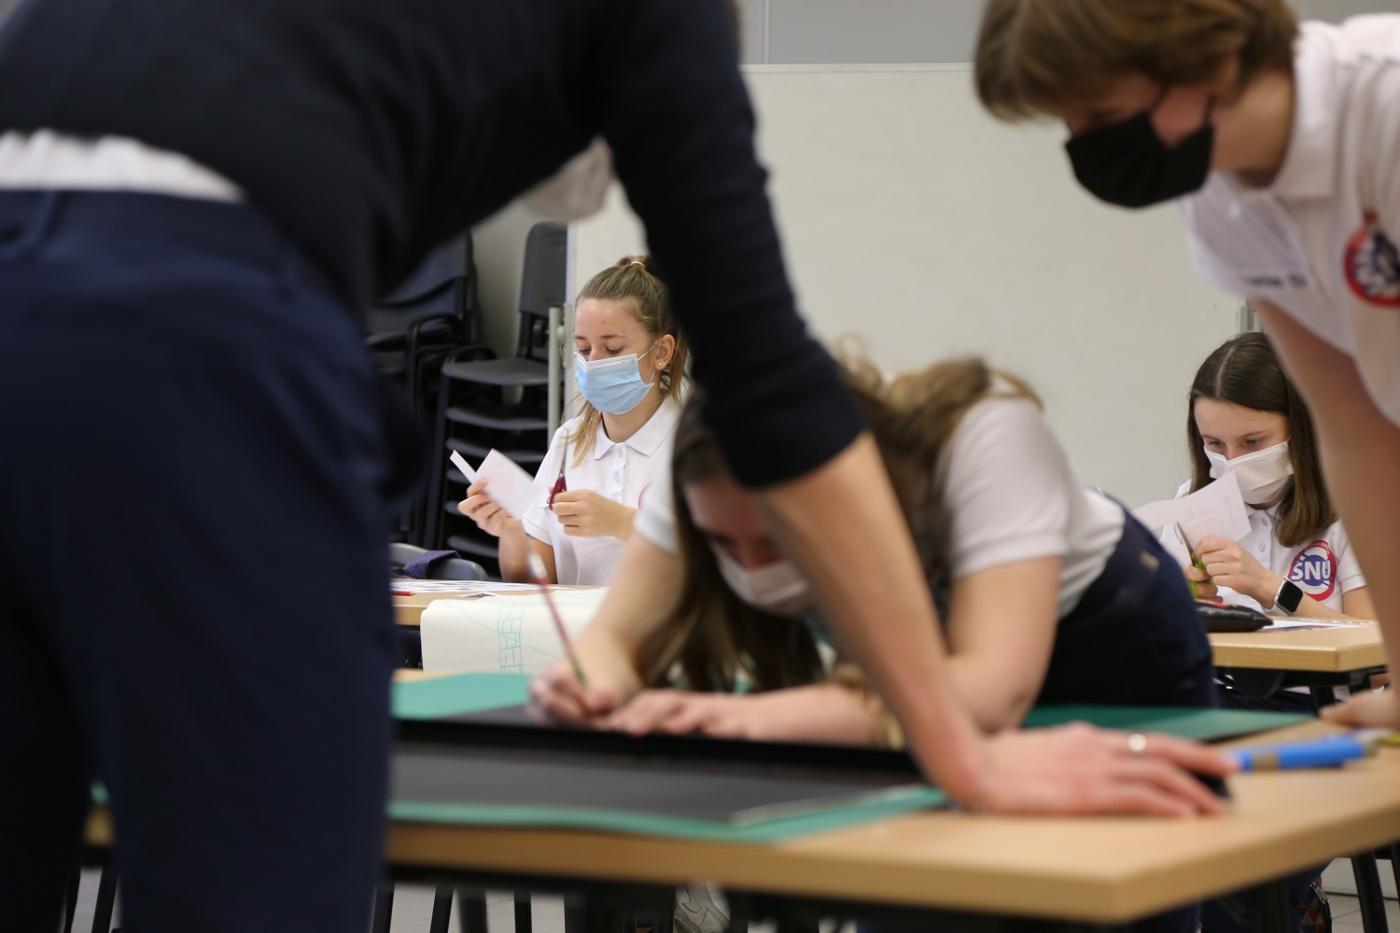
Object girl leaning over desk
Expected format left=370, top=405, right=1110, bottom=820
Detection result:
left=532, top=354, right=1221, bottom=932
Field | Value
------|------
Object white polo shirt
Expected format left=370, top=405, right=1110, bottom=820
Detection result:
left=1163, top=480, right=1368, bottom=614
left=1178, top=16, right=1400, bottom=424
left=636, top=396, right=1126, bottom=619
left=522, top=397, right=680, bottom=586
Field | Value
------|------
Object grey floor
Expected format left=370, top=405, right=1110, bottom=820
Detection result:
left=66, top=874, right=567, bottom=933
left=63, top=866, right=1400, bottom=932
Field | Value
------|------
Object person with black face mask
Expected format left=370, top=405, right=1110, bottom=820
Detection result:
left=974, top=1, right=1400, bottom=736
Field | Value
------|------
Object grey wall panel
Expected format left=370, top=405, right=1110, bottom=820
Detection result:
left=766, top=0, right=1400, bottom=65
left=1293, top=0, right=1400, bottom=20
left=768, top=0, right=983, bottom=63
left=738, top=0, right=768, bottom=64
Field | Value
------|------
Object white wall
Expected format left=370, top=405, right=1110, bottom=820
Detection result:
left=571, top=66, right=1244, bottom=508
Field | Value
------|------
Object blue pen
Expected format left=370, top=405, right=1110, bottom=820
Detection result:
left=1230, top=730, right=1393, bottom=772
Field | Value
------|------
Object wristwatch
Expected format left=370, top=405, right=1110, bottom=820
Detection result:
left=1272, top=578, right=1304, bottom=615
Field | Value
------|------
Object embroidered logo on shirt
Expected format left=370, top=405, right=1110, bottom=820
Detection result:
left=1288, top=540, right=1337, bottom=600
left=1343, top=210, right=1400, bottom=308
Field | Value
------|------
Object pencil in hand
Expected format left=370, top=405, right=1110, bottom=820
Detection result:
left=526, top=551, right=589, bottom=688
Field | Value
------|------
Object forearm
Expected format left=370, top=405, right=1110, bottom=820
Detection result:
left=1255, top=303, right=1400, bottom=675
left=498, top=523, right=546, bottom=583
left=1288, top=592, right=1369, bottom=622
left=1316, top=438, right=1400, bottom=661
left=752, top=684, right=885, bottom=746
left=946, top=655, right=1039, bottom=733
left=576, top=534, right=683, bottom=701
left=572, top=624, right=645, bottom=703
left=611, top=506, right=638, bottom=541
left=760, top=435, right=988, bottom=799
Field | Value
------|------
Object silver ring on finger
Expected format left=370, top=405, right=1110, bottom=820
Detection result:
left=1127, top=732, right=1148, bottom=758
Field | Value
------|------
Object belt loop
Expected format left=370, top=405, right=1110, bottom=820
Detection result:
left=0, top=190, right=63, bottom=260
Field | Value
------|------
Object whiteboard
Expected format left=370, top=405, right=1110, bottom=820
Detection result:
left=572, top=64, right=1241, bottom=508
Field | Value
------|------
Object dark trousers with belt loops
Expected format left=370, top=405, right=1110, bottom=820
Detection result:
left=0, top=191, right=412, bottom=931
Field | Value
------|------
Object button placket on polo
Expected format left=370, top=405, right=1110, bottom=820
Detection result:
left=608, top=446, right=626, bottom=500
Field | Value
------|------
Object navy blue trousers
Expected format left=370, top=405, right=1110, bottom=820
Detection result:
left=0, top=191, right=411, bottom=931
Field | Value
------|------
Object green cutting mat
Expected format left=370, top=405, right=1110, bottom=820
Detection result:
left=395, top=673, right=1310, bottom=741
left=387, top=674, right=1307, bottom=843
left=1023, top=704, right=1310, bottom=740
left=388, top=786, right=948, bottom=843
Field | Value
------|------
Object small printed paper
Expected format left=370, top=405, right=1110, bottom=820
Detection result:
left=391, top=580, right=536, bottom=595
left=478, top=450, right=537, bottom=519
left=420, top=588, right=610, bottom=675
left=449, top=451, right=478, bottom=484
left=1134, top=471, right=1252, bottom=547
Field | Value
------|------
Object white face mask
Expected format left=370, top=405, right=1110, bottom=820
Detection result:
left=712, top=548, right=813, bottom=618
left=1205, top=439, right=1294, bottom=506
left=520, top=139, right=614, bottom=221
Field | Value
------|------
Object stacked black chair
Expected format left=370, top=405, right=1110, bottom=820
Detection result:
left=423, top=223, right=568, bottom=576
left=366, top=235, right=489, bottom=545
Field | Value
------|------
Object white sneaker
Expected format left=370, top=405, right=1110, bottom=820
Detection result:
left=674, top=883, right=729, bottom=933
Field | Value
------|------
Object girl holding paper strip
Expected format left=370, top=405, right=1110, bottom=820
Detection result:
left=1165, top=333, right=1374, bottom=626
left=459, top=256, right=688, bottom=585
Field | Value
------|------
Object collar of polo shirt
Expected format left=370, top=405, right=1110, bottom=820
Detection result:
left=590, top=396, right=682, bottom=460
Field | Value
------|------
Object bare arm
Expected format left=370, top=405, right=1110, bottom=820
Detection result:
left=943, top=557, right=1062, bottom=732
left=529, top=533, right=683, bottom=721
left=497, top=521, right=556, bottom=584
left=605, top=683, right=884, bottom=745
left=1254, top=300, right=1400, bottom=725
left=1291, top=586, right=1375, bottom=622
left=759, top=436, right=993, bottom=800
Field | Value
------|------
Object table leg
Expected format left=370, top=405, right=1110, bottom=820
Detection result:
left=91, top=862, right=117, bottom=933
left=457, top=889, right=488, bottom=933
left=370, top=882, right=395, bottom=933
left=1352, top=852, right=1390, bottom=932
left=428, top=885, right=454, bottom=933
left=1390, top=844, right=1400, bottom=912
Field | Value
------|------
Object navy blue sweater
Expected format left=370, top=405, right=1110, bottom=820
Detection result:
left=0, top=0, right=860, bottom=486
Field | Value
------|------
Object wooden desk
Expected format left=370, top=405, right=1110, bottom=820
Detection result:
left=393, top=593, right=452, bottom=628
left=86, top=723, right=1400, bottom=926
left=392, top=586, right=603, bottom=628
left=1210, top=622, right=1385, bottom=674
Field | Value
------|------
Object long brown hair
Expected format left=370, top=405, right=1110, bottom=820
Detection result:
left=1186, top=332, right=1333, bottom=547
left=975, top=0, right=1298, bottom=121
left=632, top=355, right=1039, bottom=692
left=571, top=255, right=689, bottom=466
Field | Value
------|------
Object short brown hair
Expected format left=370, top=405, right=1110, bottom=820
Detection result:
left=975, top=0, right=1299, bottom=121
left=1186, top=332, right=1334, bottom=548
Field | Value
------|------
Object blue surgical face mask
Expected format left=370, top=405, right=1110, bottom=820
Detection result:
left=574, top=343, right=657, bottom=415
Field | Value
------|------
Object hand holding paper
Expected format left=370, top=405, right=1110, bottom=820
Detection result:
left=455, top=449, right=539, bottom=539
left=1135, top=471, right=1252, bottom=562
left=449, top=450, right=478, bottom=484
left=477, top=450, right=536, bottom=518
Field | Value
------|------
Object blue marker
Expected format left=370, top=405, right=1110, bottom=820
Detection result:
left=1230, top=730, right=1393, bottom=772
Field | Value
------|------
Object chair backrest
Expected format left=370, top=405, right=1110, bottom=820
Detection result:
left=368, top=235, right=482, bottom=343
left=517, top=222, right=568, bottom=362
left=388, top=542, right=487, bottom=582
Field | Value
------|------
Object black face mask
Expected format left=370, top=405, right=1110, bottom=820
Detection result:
left=1065, top=96, right=1216, bottom=209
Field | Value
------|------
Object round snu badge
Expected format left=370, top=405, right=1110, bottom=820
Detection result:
left=1344, top=210, right=1400, bottom=308
left=1287, top=540, right=1338, bottom=601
